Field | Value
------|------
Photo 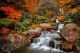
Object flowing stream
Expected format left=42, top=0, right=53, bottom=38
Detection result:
left=29, top=23, right=64, bottom=53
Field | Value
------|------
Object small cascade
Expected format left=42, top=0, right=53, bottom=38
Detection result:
left=56, top=23, right=64, bottom=33
left=29, top=23, right=64, bottom=53
left=29, top=31, right=51, bottom=50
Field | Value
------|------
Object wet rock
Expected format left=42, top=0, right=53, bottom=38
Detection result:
left=49, top=41, right=54, bottom=48
left=40, top=23, right=56, bottom=31
left=51, top=23, right=57, bottom=30
left=28, top=28, right=41, bottom=38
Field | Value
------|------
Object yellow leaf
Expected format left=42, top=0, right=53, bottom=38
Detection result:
left=71, top=8, right=78, bottom=14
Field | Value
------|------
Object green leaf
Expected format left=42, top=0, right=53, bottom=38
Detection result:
left=0, top=18, right=12, bottom=27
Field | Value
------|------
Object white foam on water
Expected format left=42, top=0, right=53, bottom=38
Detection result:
left=57, top=23, right=64, bottom=33
left=29, top=23, right=64, bottom=53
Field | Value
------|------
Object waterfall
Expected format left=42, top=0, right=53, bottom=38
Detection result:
left=56, top=23, right=64, bottom=33
left=29, top=23, right=64, bottom=53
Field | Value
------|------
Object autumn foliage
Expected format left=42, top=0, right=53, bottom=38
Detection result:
left=23, top=0, right=40, bottom=14
left=57, top=16, right=65, bottom=21
left=0, top=6, right=22, bottom=21
left=71, top=8, right=78, bottom=14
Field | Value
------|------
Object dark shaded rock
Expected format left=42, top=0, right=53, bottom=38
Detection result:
left=49, top=41, right=54, bottom=48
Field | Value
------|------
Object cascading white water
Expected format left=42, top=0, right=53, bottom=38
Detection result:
left=56, top=23, right=64, bottom=33
left=29, top=23, right=64, bottom=53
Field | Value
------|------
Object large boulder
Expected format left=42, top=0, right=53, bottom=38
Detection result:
left=40, top=23, right=56, bottom=31
left=60, top=23, right=78, bottom=52
left=27, top=28, right=41, bottom=38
